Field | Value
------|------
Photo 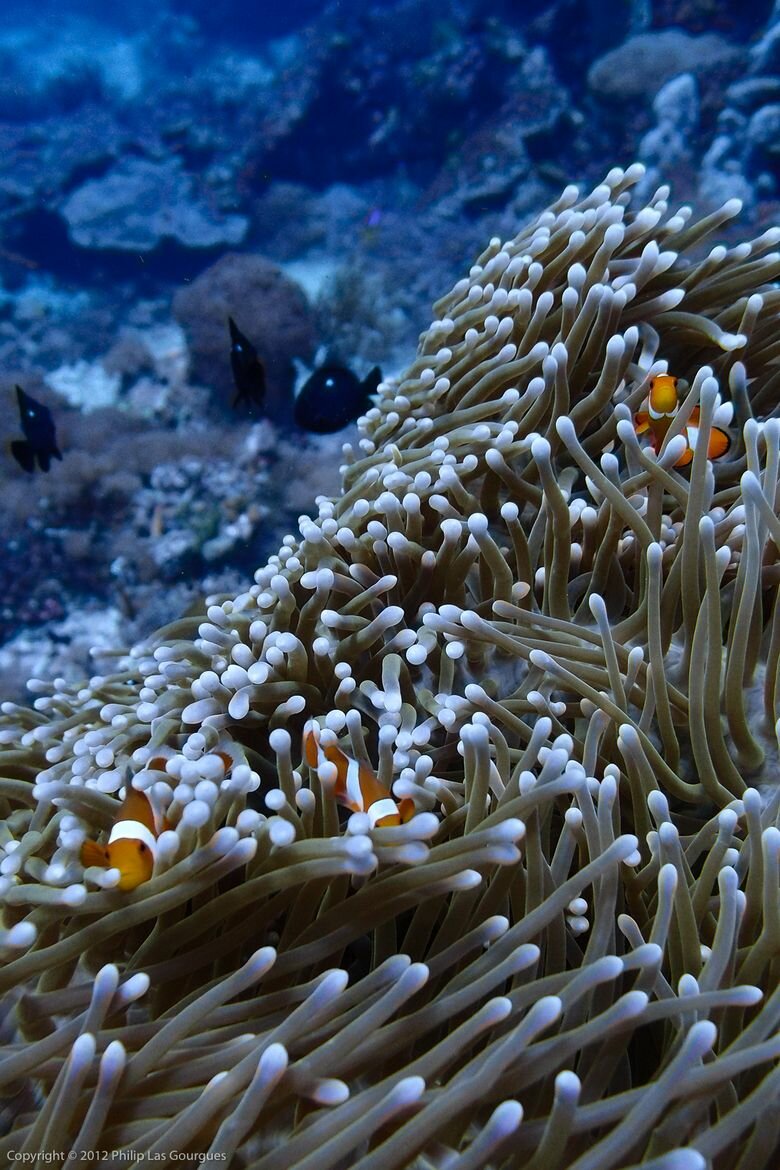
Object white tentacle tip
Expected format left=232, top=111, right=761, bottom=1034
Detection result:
left=554, top=1070, right=581, bottom=1101
left=555, top=416, right=577, bottom=443
left=308, top=1078, right=350, bottom=1106
left=485, top=1099, right=523, bottom=1138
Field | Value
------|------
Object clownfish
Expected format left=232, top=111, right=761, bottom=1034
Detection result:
left=634, top=375, right=731, bottom=467
left=303, top=721, right=414, bottom=828
left=80, top=786, right=166, bottom=891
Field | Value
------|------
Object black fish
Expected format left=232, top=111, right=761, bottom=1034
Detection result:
left=228, top=317, right=266, bottom=411
left=294, top=364, right=381, bottom=434
left=11, top=386, right=62, bottom=473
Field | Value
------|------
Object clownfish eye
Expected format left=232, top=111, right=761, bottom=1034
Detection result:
left=138, top=842, right=147, bottom=853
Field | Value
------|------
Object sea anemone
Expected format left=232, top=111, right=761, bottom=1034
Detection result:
left=1, top=164, right=778, bottom=1170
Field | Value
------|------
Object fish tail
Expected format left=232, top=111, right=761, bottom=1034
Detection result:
left=676, top=420, right=731, bottom=467
left=216, top=751, right=234, bottom=774
left=361, top=366, right=382, bottom=396
left=10, top=440, right=35, bottom=473
left=707, top=427, right=731, bottom=460
left=397, top=797, right=416, bottom=823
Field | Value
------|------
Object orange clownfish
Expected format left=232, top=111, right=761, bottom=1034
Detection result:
left=303, top=721, right=415, bottom=828
left=634, top=375, right=730, bottom=467
left=80, top=787, right=165, bottom=890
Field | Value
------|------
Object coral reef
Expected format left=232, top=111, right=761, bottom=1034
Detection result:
left=0, top=166, right=778, bottom=1168
left=60, top=159, right=249, bottom=252
left=0, top=606, right=125, bottom=702
left=0, top=408, right=273, bottom=655
left=587, top=29, right=742, bottom=106
left=0, top=343, right=346, bottom=699
left=44, top=359, right=121, bottom=412
left=699, top=9, right=780, bottom=213
left=3, top=0, right=779, bottom=292
left=635, top=74, right=700, bottom=206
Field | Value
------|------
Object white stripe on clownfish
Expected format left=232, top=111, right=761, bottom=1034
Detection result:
left=366, top=798, right=401, bottom=829
left=80, top=784, right=167, bottom=891
left=108, top=819, right=158, bottom=854
left=302, top=720, right=415, bottom=826
left=344, top=756, right=365, bottom=810
left=648, top=401, right=675, bottom=420
left=633, top=374, right=731, bottom=467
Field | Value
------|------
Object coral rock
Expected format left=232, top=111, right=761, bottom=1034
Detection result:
left=60, top=158, right=248, bottom=252
left=588, top=29, right=741, bottom=103
left=172, top=252, right=316, bottom=422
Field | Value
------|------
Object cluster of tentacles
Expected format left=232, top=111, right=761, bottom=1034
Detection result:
left=0, top=164, right=779, bottom=1170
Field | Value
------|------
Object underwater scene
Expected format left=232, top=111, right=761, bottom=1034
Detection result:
left=1, top=0, right=780, bottom=1166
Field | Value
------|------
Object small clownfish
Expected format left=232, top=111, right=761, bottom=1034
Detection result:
left=80, top=787, right=166, bottom=891
left=302, top=721, right=414, bottom=828
left=634, top=375, right=731, bottom=468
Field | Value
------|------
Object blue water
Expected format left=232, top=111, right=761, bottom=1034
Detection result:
left=0, top=0, right=777, bottom=698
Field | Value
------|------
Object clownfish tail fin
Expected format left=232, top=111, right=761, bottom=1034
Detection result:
left=397, top=798, right=416, bottom=823
left=708, top=427, right=731, bottom=460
